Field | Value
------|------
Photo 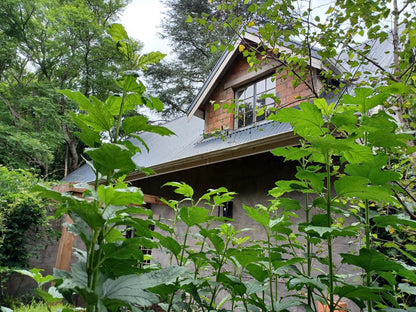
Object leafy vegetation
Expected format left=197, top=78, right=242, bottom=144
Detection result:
left=0, top=166, right=49, bottom=269
left=0, top=0, right=140, bottom=179
left=6, top=0, right=416, bottom=312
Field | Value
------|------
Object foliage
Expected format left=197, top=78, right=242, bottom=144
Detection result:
left=23, top=24, right=185, bottom=312
left=0, top=166, right=49, bottom=269
left=13, top=301, right=71, bottom=312
left=0, top=0, right=140, bottom=178
left=146, top=0, right=267, bottom=118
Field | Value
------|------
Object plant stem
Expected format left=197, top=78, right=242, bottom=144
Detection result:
left=113, top=88, right=126, bottom=144
left=326, top=153, right=334, bottom=312
left=267, top=228, right=275, bottom=311
left=365, top=198, right=373, bottom=312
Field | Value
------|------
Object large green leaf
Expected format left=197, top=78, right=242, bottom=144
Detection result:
left=341, top=248, right=416, bottom=282
left=70, top=112, right=101, bottom=147
left=373, top=214, right=416, bottom=230
left=102, top=276, right=159, bottom=307
left=136, top=266, right=188, bottom=289
left=271, top=102, right=325, bottom=137
left=97, top=184, right=144, bottom=206
left=271, top=146, right=310, bottom=161
left=179, top=206, right=210, bottom=227
left=62, top=90, right=114, bottom=132
left=107, top=23, right=129, bottom=43
left=342, top=87, right=388, bottom=113
left=164, top=182, right=194, bottom=198
left=58, top=90, right=91, bottom=110
left=115, top=75, right=145, bottom=93
left=86, top=143, right=136, bottom=178
left=334, top=175, right=396, bottom=203
left=123, top=115, right=174, bottom=136
left=345, top=154, right=401, bottom=185
left=101, top=237, right=144, bottom=262
left=244, top=204, right=270, bottom=228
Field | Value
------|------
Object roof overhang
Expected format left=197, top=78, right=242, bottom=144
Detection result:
left=125, top=130, right=298, bottom=182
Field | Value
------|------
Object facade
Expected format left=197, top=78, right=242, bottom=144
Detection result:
left=58, top=31, right=395, bottom=311
left=62, top=31, right=352, bottom=269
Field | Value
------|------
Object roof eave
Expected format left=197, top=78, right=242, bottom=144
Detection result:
left=125, top=130, right=298, bottom=182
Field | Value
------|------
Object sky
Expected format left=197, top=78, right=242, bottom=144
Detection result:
left=119, top=0, right=171, bottom=55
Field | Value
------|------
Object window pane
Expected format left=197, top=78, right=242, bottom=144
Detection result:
left=245, top=84, right=254, bottom=98
left=236, top=89, right=244, bottom=100
left=266, top=76, right=275, bottom=91
left=256, top=79, right=266, bottom=93
left=245, top=98, right=253, bottom=125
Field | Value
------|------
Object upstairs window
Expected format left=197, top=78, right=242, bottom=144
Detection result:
left=234, top=75, right=275, bottom=129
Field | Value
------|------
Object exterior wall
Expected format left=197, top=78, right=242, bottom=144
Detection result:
left=132, top=152, right=359, bottom=311
left=204, top=52, right=316, bottom=134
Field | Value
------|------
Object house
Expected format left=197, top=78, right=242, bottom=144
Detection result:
left=57, top=30, right=394, bottom=311
left=62, top=31, right=323, bottom=267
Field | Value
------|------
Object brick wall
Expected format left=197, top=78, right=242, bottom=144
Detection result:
left=204, top=53, right=316, bottom=134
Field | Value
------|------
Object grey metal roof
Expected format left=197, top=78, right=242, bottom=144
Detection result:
left=63, top=116, right=293, bottom=183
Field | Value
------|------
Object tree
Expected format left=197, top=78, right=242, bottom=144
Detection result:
left=0, top=0, right=141, bottom=178
left=146, top=0, right=266, bottom=118
left=192, top=1, right=416, bottom=310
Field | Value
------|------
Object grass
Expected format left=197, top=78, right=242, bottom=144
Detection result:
left=13, top=302, right=74, bottom=312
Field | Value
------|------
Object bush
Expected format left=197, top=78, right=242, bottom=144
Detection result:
left=0, top=166, right=49, bottom=268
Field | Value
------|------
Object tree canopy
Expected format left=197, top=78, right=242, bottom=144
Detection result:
left=0, top=0, right=141, bottom=179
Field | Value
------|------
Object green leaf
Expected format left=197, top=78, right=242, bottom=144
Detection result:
left=156, top=234, right=182, bottom=256
left=33, top=288, right=62, bottom=304
left=102, top=275, right=159, bottom=307
left=97, top=185, right=144, bottom=206
left=271, top=102, right=325, bottom=137
left=138, top=52, right=166, bottom=70
left=163, top=182, right=194, bottom=198
left=134, top=266, right=187, bottom=289
left=341, top=248, right=416, bottom=281
left=70, top=112, right=101, bottom=147
left=244, top=204, right=270, bottom=228
left=15, top=268, right=54, bottom=286
left=398, top=283, right=416, bottom=295
left=344, top=154, right=401, bottom=185
left=104, top=237, right=146, bottom=260
left=269, top=180, right=310, bottom=198
left=107, top=23, right=129, bottom=43
left=86, top=143, right=136, bottom=178
left=115, top=75, right=145, bottom=93
left=69, top=94, right=114, bottom=132
left=342, top=88, right=388, bottom=113
left=58, top=90, right=91, bottom=110
left=334, top=176, right=396, bottom=203
left=246, top=263, right=268, bottom=282
left=334, top=284, right=387, bottom=301
left=179, top=206, right=210, bottom=227
left=373, top=214, right=416, bottom=230
left=271, top=146, right=310, bottom=161
left=123, top=115, right=174, bottom=136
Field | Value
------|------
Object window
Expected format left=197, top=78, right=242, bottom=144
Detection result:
left=234, top=75, right=275, bottom=128
left=125, top=224, right=155, bottom=267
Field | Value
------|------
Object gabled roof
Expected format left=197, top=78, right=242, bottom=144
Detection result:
left=63, top=30, right=394, bottom=185
left=186, top=29, right=324, bottom=119
left=63, top=116, right=296, bottom=183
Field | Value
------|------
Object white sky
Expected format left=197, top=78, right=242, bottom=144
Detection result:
left=119, top=0, right=170, bottom=54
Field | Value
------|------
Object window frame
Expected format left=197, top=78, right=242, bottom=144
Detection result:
left=234, top=74, right=276, bottom=129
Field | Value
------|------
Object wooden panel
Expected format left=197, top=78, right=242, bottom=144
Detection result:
left=53, top=184, right=166, bottom=271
